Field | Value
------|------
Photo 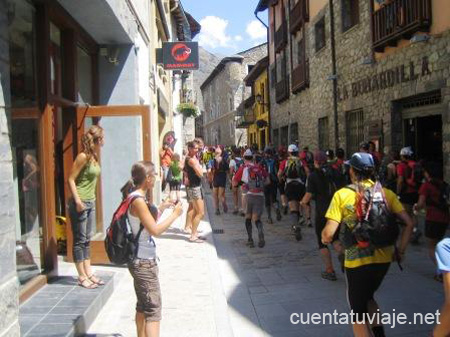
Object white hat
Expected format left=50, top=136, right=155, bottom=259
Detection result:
left=288, top=144, right=299, bottom=153
left=244, top=149, right=253, bottom=157
left=400, top=146, right=413, bottom=156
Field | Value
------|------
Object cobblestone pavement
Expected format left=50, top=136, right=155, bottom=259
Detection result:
left=86, top=186, right=446, bottom=337
left=207, top=187, right=445, bottom=337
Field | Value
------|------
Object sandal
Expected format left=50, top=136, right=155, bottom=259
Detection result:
left=88, top=274, right=105, bottom=286
left=78, top=277, right=98, bottom=289
left=189, top=237, right=205, bottom=243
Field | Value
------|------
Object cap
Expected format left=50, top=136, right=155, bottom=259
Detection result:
left=288, top=144, right=299, bottom=153
left=400, top=146, right=413, bottom=157
left=314, top=151, right=328, bottom=164
left=359, top=141, right=370, bottom=152
left=345, top=152, right=375, bottom=171
left=325, top=149, right=334, bottom=158
left=243, top=149, right=253, bottom=157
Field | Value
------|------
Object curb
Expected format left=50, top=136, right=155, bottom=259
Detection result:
left=202, top=185, right=235, bottom=337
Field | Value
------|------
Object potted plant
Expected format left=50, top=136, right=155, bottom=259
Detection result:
left=177, top=102, right=199, bottom=118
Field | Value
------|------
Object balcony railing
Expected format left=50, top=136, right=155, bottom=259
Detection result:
left=372, top=0, right=432, bottom=52
left=289, top=0, right=309, bottom=34
left=291, top=59, right=309, bottom=93
left=236, top=111, right=256, bottom=128
left=275, top=78, right=289, bottom=103
left=274, top=19, right=288, bottom=53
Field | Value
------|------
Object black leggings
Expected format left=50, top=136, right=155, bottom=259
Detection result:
left=345, top=263, right=390, bottom=316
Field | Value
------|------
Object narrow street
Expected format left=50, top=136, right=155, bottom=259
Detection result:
left=87, top=185, right=444, bottom=337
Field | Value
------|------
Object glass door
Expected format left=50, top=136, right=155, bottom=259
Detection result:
left=65, top=105, right=151, bottom=264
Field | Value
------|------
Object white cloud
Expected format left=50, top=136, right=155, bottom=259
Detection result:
left=198, top=16, right=233, bottom=49
left=246, top=20, right=266, bottom=40
left=235, top=35, right=243, bottom=41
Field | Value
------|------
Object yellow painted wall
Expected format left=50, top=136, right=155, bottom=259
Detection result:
left=247, top=69, right=269, bottom=149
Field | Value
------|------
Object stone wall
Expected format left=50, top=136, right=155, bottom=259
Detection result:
left=0, top=0, right=20, bottom=335
left=270, top=0, right=450, bottom=179
left=202, top=44, right=267, bottom=146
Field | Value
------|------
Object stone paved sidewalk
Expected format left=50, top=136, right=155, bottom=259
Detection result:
left=85, top=185, right=446, bottom=337
left=85, top=190, right=232, bottom=337
left=208, top=187, right=446, bottom=337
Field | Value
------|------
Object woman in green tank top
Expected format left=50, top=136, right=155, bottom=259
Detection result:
left=68, top=125, right=104, bottom=289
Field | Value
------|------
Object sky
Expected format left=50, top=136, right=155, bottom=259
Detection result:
left=181, top=0, right=268, bottom=56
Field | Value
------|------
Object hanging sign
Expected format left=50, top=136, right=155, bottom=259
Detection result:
left=161, top=42, right=199, bottom=70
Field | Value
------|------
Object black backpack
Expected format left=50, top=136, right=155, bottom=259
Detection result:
left=340, top=182, right=399, bottom=249
left=284, top=158, right=305, bottom=181
left=322, top=164, right=346, bottom=196
left=105, top=195, right=145, bottom=265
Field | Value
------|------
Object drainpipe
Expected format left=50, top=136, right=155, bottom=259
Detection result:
left=329, top=0, right=339, bottom=149
left=254, top=9, right=271, bottom=144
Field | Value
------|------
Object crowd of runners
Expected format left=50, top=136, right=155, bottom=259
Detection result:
left=160, top=138, right=450, bottom=337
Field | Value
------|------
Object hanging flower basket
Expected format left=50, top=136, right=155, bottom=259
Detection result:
left=177, top=103, right=199, bottom=118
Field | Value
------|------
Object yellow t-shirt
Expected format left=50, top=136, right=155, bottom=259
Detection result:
left=325, top=179, right=404, bottom=268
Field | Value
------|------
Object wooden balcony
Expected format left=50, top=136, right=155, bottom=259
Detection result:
left=291, top=59, right=309, bottom=93
left=372, top=0, right=432, bottom=52
left=236, top=111, right=256, bottom=128
left=289, top=0, right=309, bottom=34
left=274, top=19, right=288, bottom=53
left=275, top=78, right=289, bottom=103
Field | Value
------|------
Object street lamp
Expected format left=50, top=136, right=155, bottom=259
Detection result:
left=255, top=94, right=269, bottom=106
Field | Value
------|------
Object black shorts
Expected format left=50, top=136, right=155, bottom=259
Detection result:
left=285, top=181, right=305, bottom=202
left=425, top=221, right=449, bottom=240
left=264, top=183, right=278, bottom=207
left=213, top=174, right=227, bottom=188
left=169, top=181, right=181, bottom=191
left=346, top=263, right=390, bottom=316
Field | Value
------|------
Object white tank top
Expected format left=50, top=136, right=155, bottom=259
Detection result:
left=127, top=191, right=156, bottom=260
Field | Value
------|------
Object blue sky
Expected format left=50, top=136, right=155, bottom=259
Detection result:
left=182, top=0, right=268, bottom=56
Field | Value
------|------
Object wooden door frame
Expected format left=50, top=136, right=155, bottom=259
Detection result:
left=64, top=105, right=152, bottom=264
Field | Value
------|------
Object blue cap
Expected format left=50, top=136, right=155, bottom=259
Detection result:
left=345, top=152, right=375, bottom=171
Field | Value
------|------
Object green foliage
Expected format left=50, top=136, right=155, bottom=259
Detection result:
left=177, top=102, right=199, bottom=118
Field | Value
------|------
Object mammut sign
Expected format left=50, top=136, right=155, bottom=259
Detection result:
left=338, top=56, right=431, bottom=101
left=162, top=42, right=199, bottom=70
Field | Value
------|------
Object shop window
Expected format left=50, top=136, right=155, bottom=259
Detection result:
left=346, top=109, right=364, bottom=156
left=318, top=117, right=329, bottom=150
left=11, top=119, right=44, bottom=286
left=315, top=16, right=326, bottom=52
left=9, top=0, right=37, bottom=107
left=342, top=0, right=359, bottom=32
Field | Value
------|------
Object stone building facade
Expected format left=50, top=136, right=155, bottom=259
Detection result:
left=201, top=43, right=267, bottom=146
left=257, top=0, right=450, bottom=178
left=0, top=0, right=20, bottom=334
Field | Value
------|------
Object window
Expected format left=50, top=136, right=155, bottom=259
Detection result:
left=342, top=0, right=359, bottom=32
left=318, top=117, right=329, bottom=150
left=346, top=109, right=364, bottom=156
left=229, top=97, right=234, bottom=111
left=247, top=64, right=255, bottom=74
left=280, top=125, right=289, bottom=146
left=270, top=63, right=277, bottom=88
left=297, top=38, right=305, bottom=65
left=9, top=0, right=37, bottom=107
left=315, top=16, right=326, bottom=52
left=273, top=128, right=279, bottom=148
left=229, top=120, right=234, bottom=136
left=290, top=122, right=298, bottom=144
